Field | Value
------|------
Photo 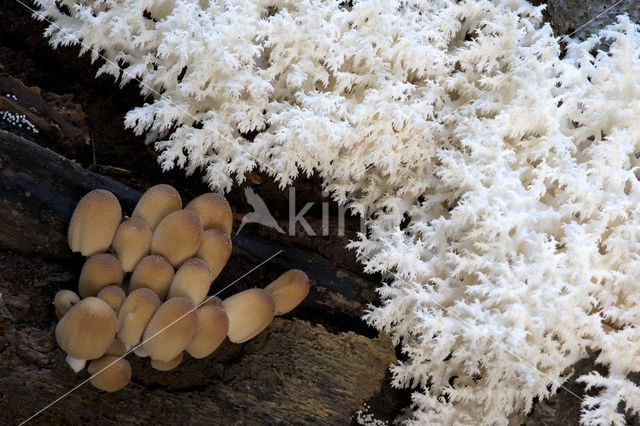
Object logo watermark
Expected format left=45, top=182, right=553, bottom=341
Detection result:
left=237, top=187, right=367, bottom=236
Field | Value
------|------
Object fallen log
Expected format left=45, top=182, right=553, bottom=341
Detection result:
left=0, top=130, right=378, bottom=320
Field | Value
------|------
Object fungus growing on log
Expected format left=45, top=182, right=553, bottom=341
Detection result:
left=88, top=356, right=132, bottom=392
left=129, top=255, right=174, bottom=300
left=223, top=288, right=275, bottom=344
left=151, top=210, right=203, bottom=267
left=265, top=269, right=311, bottom=315
left=132, top=184, right=181, bottom=230
left=195, top=229, right=232, bottom=281
left=111, top=217, right=152, bottom=272
left=185, top=193, right=233, bottom=234
left=78, top=253, right=124, bottom=298
left=117, top=288, right=161, bottom=347
left=141, top=297, right=198, bottom=362
left=55, top=297, right=117, bottom=372
left=68, top=189, right=121, bottom=256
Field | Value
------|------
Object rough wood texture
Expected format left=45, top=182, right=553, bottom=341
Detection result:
left=0, top=313, right=395, bottom=425
left=0, top=74, right=398, bottom=425
left=0, top=131, right=377, bottom=322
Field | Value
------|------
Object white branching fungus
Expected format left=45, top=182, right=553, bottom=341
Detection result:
left=35, top=0, right=640, bottom=424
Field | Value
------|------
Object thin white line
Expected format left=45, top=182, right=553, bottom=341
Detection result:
left=15, top=0, right=278, bottom=178
left=18, top=249, right=283, bottom=426
left=363, top=253, right=612, bottom=421
left=564, top=0, right=625, bottom=39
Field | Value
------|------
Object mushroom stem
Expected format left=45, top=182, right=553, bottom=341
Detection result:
left=65, top=355, right=87, bottom=373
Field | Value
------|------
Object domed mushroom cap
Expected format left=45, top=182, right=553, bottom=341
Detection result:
left=78, top=253, right=124, bottom=298
left=167, top=258, right=211, bottom=304
left=68, top=189, right=122, bottom=256
left=104, top=337, right=127, bottom=357
left=55, top=297, right=117, bottom=360
left=151, top=210, right=203, bottom=268
left=132, top=184, right=182, bottom=230
left=129, top=255, right=174, bottom=300
left=265, top=269, right=310, bottom=315
left=97, top=285, right=126, bottom=314
left=186, top=304, right=228, bottom=359
left=185, top=193, right=233, bottom=234
left=54, top=289, right=80, bottom=320
left=196, top=229, right=232, bottom=281
left=223, top=288, right=275, bottom=344
left=117, top=288, right=161, bottom=346
left=88, top=355, right=132, bottom=392
left=141, top=297, right=198, bottom=362
left=150, top=352, right=183, bottom=371
left=111, top=217, right=152, bottom=272
left=203, top=296, right=224, bottom=309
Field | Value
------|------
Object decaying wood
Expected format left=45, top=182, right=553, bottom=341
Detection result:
left=0, top=131, right=378, bottom=320
left=0, top=108, right=397, bottom=424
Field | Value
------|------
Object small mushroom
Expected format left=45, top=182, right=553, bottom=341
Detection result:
left=78, top=253, right=124, bottom=298
left=68, top=189, right=122, bottom=256
left=203, top=296, right=224, bottom=309
left=129, top=255, right=175, bottom=300
left=141, top=297, right=198, bottom=362
left=151, top=210, right=203, bottom=267
left=195, top=229, right=232, bottom=281
left=150, top=352, right=183, bottom=371
left=55, top=297, right=117, bottom=372
left=97, top=285, right=126, bottom=314
left=117, top=288, right=161, bottom=347
left=88, top=355, right=132, bottom=392
left=167, top=258, right=211, bottom=305
left=54, top=289, right=80, bottom=320
left=185, top=193, right=233, bottom=234
left=265, top=269, right=310, bottom=315
left=186, top=304, right=229, bottom=358
left=131, top=184, right=182, bottom=230
left=223, top=288, right=275, bottom=343
left=111, top=217, right=152, bottom=272
left=104, top=337, right=127, bottom=357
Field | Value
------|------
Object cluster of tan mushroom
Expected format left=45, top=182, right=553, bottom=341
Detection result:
left=54, top=185, right=310, bottom=392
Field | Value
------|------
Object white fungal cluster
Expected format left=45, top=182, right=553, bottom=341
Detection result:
left=55, top=185, right=310, bottom=392
left=34, top=0, right=640, bottom=423
left=0, top=110, right=39, bottom=134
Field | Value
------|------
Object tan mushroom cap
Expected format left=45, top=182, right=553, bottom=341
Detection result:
left=68, top=189, right=122, bottom=256
left=167, top=258, right=211, bottom=304
left=54, top=289, right=80, bottom=320
left=55, top=297, right=117, bottom=360
left=104, top=337, right=127, bottom=357
left=223, top=288, right=275, bottom=343
left=186, top=304, right=229, bottom=358
left=129, top=255, right=175, bottom=300
left=88, top=355, right=132, bottom=392
left=196, top=229, right=232, bottom=281
left=111, top=217, right=152, bottom=272
left=132, top=184, right=182, bottom=230
left=97, top=285, right=126, bottom=314
left=203, top=296, right=224, bottom=309
left=78, top=253, right=124, bottom=298
left=151, top=210, right=203, bottom=267
left=185, top=193, right=233, bottom=234
left=265, top=269, right=310, bottom=315
left=150, top=352, right=183, bottom=371
left=141, top=297, right=198, bottom=362
left=117, top=288, right=161, bottom=346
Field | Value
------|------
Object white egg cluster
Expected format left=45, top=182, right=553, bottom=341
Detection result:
left=1, top=109, right=39, bottom=134
left=55, top=185, right=310, bottom=392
